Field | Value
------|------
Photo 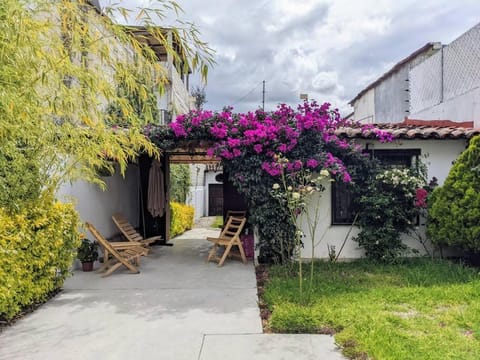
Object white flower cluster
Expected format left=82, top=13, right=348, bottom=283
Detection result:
left=376, top=168, right=425, bottom=193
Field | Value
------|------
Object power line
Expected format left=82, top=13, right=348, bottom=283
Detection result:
left=231, top=81, right=263, bottom=107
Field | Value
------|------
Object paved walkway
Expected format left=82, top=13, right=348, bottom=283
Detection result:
left=0, top=224, right=345, bottom=360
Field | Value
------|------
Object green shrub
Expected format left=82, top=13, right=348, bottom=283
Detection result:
left=170, top=202, right=194, bottom=238
left=428, top=135, right=480, bottom=251
left=76, top=239, right=99, bottom=263
left=355, top=167, right=426, bottom=261
left=170, top=164, right=191, bottom=203
left=0, top=198, right=81, bottom=320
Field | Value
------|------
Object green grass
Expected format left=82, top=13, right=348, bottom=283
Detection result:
left=263, top=259, right=480, bottom=359
left=212, top=216, right=223, bottom=228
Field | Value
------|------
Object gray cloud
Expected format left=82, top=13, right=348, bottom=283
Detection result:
left=106, top=0, right=480, bottom=115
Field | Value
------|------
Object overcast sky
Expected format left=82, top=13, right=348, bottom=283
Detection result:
left=104, top=0, right=480, bottom=115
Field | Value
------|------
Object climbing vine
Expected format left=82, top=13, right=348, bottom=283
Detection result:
left=146, top=102, right=392, bottom=262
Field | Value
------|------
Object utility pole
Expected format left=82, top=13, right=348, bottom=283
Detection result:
left=262, top=80, right=265, bottom=110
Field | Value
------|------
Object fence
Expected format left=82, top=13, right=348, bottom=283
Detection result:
left=409, top=23, right=480, bottom=114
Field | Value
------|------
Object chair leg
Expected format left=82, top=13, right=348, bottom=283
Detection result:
left=218, top=243, right=233, bottom=267
left=102, top=262, right=123, bottom=277
left=237, top=242, right=247, bottom=264
left=207, top=244, right=218, bottom=263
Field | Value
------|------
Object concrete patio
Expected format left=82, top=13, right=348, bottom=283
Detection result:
left=0, top=225, right=345, bottom=360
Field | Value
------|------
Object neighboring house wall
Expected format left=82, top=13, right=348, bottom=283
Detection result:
left=410, top=24, right=480, bottom=127
left=187, top=186, right=205, bottom=221
left=298, top=139, right=468, bottom=260
left=353, top=88, right=375, bottom=123
left=159, top=60, right=193, bottom=123
left=186, top=164, right=206, bottom=220
left=373, top=51, right=436, bottom=123
left=350, top=43, right=441, bottom=123
left=58, top=164, right=140, bottom=239
left=412, top=87, right=480, bottom=126
left=169, top=62, right=194, bottom=118
left=374, top=67, right=409, bottom=122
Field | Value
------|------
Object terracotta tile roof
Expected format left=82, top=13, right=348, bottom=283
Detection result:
left=335, top=122, right=480, bottom=140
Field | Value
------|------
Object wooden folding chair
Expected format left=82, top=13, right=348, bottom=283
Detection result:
left=225, top=210, right=247, bottom=219
left=206, top=216, right=247, bottom=267
left=220, top=210, right=246, bottom=231
left=112, top=213, right=163, bottom=254
left=86, top=222, right=146, bottom=277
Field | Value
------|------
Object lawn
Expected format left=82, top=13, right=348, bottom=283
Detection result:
left=212, top=216, right=223, bottom=228
left=263, top=259, right=480, bottom=359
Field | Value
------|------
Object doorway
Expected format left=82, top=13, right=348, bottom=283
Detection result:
left=208, top=184, right=223, bottom=216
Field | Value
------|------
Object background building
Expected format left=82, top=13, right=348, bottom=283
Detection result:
left=349, top=43, right=441, bottom=123
left=409, top=23, right=480, bottom=127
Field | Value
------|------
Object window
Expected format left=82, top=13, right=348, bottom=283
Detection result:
left=367, top=149, right=420, bottom=168
left=331, top=181, right=356, bottom=225
left=331, top=149, right=421, bottom=225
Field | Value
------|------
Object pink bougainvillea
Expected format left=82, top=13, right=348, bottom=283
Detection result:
left=415, top=188, right=428, bottom=208
left=163, top=101, right=393, bottom=183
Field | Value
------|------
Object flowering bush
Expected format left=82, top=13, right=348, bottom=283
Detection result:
left=376, top=168, right=425, bottom=193
left=354, top=165, right=428, bottom=261
left=146, top=101, right=391, bottom=262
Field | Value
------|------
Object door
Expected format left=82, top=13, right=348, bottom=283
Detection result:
left=208, top=184, right=223, bottom=216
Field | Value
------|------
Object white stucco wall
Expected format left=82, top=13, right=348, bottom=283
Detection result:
left=58, top=164, right=140, bottom=239
left=411, top=87, right=480, bottom=127
left=187, top=187, right=205, bottom=221
left=190, top=164, right=206, bottom=186
left=299, top=139, right=468, bottom=260
left=353, top=88, right=375, bottom=123
left=409, top=24, right=480, bottom=127
left=185, top=164, right=206, bottom=220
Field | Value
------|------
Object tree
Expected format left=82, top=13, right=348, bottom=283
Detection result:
left=0, top=0, right=214, bottom=211
left=0, top=0, right=213, bottom=320
left=427, top=135, right=480, bottom=252
left=191, top=86, right=207, bottom=110
left=170, top=164, right=191, bottom=203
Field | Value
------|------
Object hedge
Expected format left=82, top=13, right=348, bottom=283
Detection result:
left=0, top=200, right=80, bottom=320
left=170, top=202, right=194, bottom=238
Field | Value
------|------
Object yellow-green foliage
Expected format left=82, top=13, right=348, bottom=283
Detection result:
left=170, top=202, right=194, bottom=238
left=0, top=198, right=80, bottom=320
left=0, top=0, right=213, bottom=206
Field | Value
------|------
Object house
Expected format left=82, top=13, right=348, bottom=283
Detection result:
left=338, top=22, right=480, bottom=259
left=409, top=23, right=480, bottom=127
left=127, top=27, right=195, bottom=123
left=59, top=2, right=194, bottom=240
left=349, top=43, right=441, bottom=123
left=297, top=122, right=480, bottom=260
left=350, top=22, right=480, bottom=128
left=186, top=163, right=224, bottom=221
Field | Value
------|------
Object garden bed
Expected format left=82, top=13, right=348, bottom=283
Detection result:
left=259, top=259, right=480, bottom=359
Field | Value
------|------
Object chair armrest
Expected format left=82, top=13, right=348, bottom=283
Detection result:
left=110, top=241, right=144, bottom=249
left=144, top=235, right=162, bottom=243
left=207, top=237, right=230, bottom=242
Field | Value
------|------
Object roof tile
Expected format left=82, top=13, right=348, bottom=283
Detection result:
left=335, top=122, right=480, bottom=140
